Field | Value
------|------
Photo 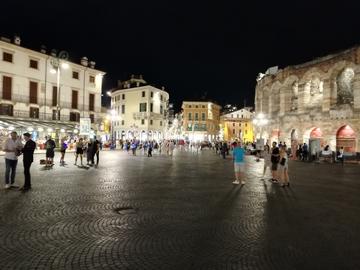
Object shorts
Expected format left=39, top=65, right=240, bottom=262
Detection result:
left=76, top=148, right=84, bottom=155
left=234, top=162, right=245, bottom=173
left=46, top=150, right=54, bottom=158
left=271, top=162, right=278, bottom=171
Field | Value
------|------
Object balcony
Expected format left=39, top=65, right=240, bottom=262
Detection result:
left=133, top=112, right=165, bottom=120
left=0, top=93, right=100, bottom=112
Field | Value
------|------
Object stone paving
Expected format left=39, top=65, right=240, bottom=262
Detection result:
left=0, top=149, right=359, bottom=270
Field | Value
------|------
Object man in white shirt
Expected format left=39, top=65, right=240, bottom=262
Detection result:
left=2, top=131, right=23, bottom=189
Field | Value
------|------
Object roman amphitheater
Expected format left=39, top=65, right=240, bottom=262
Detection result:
left=255, top=46, right=360, bottom=156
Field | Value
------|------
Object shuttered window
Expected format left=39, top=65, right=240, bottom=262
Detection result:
left=2, top=76, right=12, bottom=100
left=52, top=86, right=57, bottom=106
left=72, top=90, right=78, bottom=109
left=29, top=81, right=38, bottom=104
left=3, top=52, right=13, bottom=62
left=89, top=93, right=95, bottom=111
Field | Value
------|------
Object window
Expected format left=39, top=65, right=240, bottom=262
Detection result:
left=139, top=103, right=147, bottom=112
left=160, top=105, right=163, bottom=114
left=0, top=104, right=13, bottom=116
left=29, top=107, right=39, bottom=119
left=188, top=105, right=192, bottom=108
left=121, top=104, right=125, bottom=114
left=121, top=120, right=124, bottom=125
left=202, top=105, right=205, bottom=108
left=141, top=119, right=145, bottom=125
left=122, top=94, right=125, bottom=100
left=29, top=59, right=38, bottom=69
left=195, top=113, right=199, bottom=120
left=70, top=112, right=80, bottom=122
left=237, top=114, right=239, bottom=118
left=239, top=123, right=241, bottom=126
left=233, top=129, right=235, bottom=135
left=160, top=121, right=162, bottom=126
left=52, top=110, right=59, bottom=120
left=160, top=95, right=163, bottom=101
left=72, top=71, right=79, bottom=79
left=72, top=90, right=78, bottom=109
left=2, top=76, right=12, bottom=100
left=150, top=103, right=153, bottom=112
left=142, top=91, right=145, bottom=97
left=188, top=113, right=192, bottom=120
left=90, top=114, right=94, bottom=123
left=245, top=130, right=247, bottom=134
left=89, top=75, right=95, bottom=83
left=195, top=105, right=198, bottom=108
left=241, top=114, right=243, bottom=118
left=52, top=86, right=57, bottom=106
left=29, top=81, right=38, bottom=104
left=150, top=119, right=153, bottom=125
left=150, top=92, right=153, bottom=98
left=201, top=113, right=206, bottom=121
left=3, top=52, right=13, bottom=62
left=245, top=123, right=247, bottom=127
left=231, top=114, right=233, bottom=118
left=233, top=123, right=235, bottom=127
left=89, top=93, right=95, bottom=111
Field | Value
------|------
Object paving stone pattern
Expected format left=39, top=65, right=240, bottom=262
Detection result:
left=0, top=150, right=360, bottom=270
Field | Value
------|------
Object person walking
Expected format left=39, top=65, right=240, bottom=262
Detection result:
left=19, top=133, right=36, bottom=191
left=221, top=142, right=228, bottom=159
left=75, top=138, right=84, bottom=166
left=131, top=141, right=137, bottom=156
left=148, top=141, right=153, bottom=157
left=2, top=131, right=23, bottom=189
left=270, top=142, right=280, bottom=183
left=232, top=141, right=246, bottom=185
left=261, top=144, right=271, bottom=180
left=45, top=136, right=56, bottom=167
left=278, top=146, right=290, bottom=187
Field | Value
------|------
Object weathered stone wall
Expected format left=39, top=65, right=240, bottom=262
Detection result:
left=255, top=46, right=360, bottom=152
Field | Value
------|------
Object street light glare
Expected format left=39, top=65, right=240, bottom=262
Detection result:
left=106, top=91, right=112, bottom=96
left=50, top=68, right=57, bottom=74
left=61, top=62, right=69, bottom=69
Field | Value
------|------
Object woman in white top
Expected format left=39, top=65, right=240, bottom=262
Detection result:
left=262, top=144, right=271, bottom=180
left=278, top=145, right=290, bottom=187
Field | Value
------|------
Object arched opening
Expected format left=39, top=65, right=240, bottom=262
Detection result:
left=309, top=127, right=323, bottom=160
left=336, top=125, right=356, bottom=152
left=148, top=131, right=153, bottom=141
left=140, top=130, right=146, bottom=142
left=121, top=130, right=126, bottom=140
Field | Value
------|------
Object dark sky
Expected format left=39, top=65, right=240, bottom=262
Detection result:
left=1, top=1, right=360, bottom=111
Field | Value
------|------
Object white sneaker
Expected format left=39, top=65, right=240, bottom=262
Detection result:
left=10, top=184, right=19, bottom=188
left=232, top=180, right=240, bottom=185
left=241, top=181, right=246, bottom=185
left=5, top=184, right=11, bottom=189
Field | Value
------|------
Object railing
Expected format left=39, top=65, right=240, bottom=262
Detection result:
left=0, top=109, right=103, bottom=123
left=0, top=93, right=101, bottom=112
left=133, top=112, right=166, bottom=120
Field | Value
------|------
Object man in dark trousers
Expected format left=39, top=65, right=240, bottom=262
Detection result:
left=20, top=132, right=36, bottom=191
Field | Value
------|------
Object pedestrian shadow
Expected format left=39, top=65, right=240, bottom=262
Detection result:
left=77, top=165, right=90, bottom=170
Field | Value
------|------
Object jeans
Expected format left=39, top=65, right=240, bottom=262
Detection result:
left=23, top=161, right=32, bottom=188
left=5, top=158, right=18, bottom=185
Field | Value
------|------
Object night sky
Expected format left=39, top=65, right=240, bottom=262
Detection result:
left=1, top=1, right=360, bottom=111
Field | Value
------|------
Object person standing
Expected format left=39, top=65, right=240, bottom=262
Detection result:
left=20, top=133, right=36, bottom=191
left=92, top=136, right=100, bottom=167
left=60, top=137, right=68, bottom=166
left=75, top=138, right=84, bottom=166
left=270, top=142, right=280, bottom=183
left=232, top=142, right=246, bottom=185
left=45, top=136, right=56, bottom=167
left=261, top=144, right=271, bottom=180
left=278, top=146, right=290, bottom=187
left=221, top=142, right=228, bottom=159
left=148, top=141, right=153, bottom=157
left=2, top=131, right=23, bottom=189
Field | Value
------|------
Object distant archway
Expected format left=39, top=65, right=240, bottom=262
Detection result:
left=336, top=125, right=356, bottom=152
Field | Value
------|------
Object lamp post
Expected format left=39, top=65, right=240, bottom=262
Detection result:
left=49, top=50, right=69, bottom=146
left=253, top=112, right=269, bottom=150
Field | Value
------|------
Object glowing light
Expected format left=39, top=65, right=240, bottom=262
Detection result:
left=50, top=68, right=57, bottom=74
left=61, top=62, right=69, bottom=69
left=8, top=126, right=14, bottom=131
left=73, top=129, right=78, bottom=134
left=47, top=128, right=53, bottom=132
left=106, top=91, right=112, bottom=96
left=60, top=128, right=65, bottom=133
left=27, top=127, right=33, bottom=132
left=38, top=127, right=44, bottom=132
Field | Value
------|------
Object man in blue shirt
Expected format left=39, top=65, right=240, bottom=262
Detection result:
left=232, top=141, right=246, bottom=185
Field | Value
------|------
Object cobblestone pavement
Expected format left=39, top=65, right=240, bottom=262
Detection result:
left=0, top=149, right=359, bottom=270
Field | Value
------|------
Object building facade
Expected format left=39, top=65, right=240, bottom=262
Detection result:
left=221, top=108, right=254, bottom=142
left=0, top=36, right=105, bottom=142
left=181, top=101, right=221, bottom=142
left=110, top=76, right=169, bottom=141
left=255, top=46, right=360, bottom=154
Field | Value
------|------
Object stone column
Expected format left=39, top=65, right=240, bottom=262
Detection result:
left=297, top=83, right=306, bottom=114
left=353, top=78, right=360, bottom=110
left=279, top=87, right=286, bottom=116
left=322, top=79, right=331, bottom=112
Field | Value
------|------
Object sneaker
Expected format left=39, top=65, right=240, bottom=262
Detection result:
left=241, top=181, right=246, bottom=185
left=19, top=186, right=31, bottom=191
left=232, top=180, right=240, bottom=185
left=10, top=184, right=19, bottom=188
left=5, top=184, right=10, bottom=189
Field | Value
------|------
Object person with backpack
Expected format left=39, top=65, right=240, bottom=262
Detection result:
left=45, top=136, right=56, bottom=167
left=60, top=137, right=68, bottom=166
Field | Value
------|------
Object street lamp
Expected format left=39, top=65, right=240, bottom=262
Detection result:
left=253, top=113, right=269, bottom=149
